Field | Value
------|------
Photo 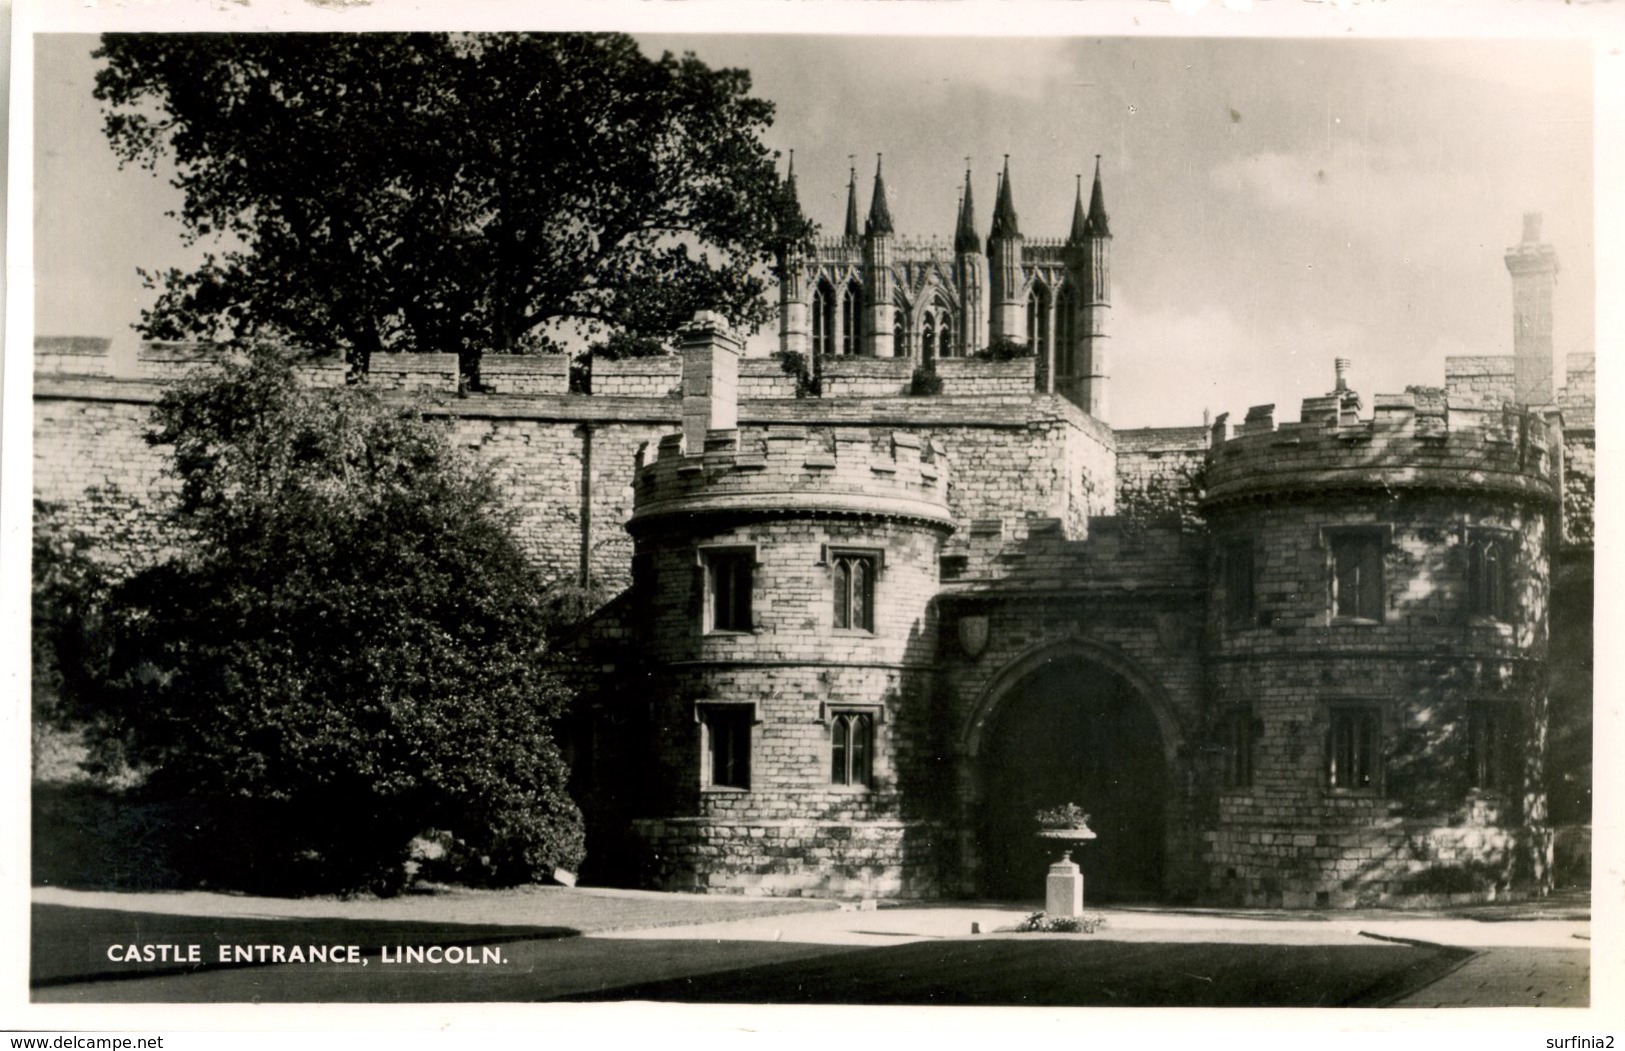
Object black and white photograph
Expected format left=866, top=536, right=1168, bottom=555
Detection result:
left=7, top=0, right=1620, bottom=1039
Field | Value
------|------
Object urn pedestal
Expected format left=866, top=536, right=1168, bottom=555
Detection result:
left=1038, top=828, right=1096, bottom=918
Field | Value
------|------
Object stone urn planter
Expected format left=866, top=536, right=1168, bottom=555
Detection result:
left=1035, top=805, right=1096, bottom=917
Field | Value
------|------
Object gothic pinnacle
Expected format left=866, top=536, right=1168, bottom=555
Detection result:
left=843, top=159, right=860, bottom=239
left=780, top=149, right=804, bottom=228
left=990, top=154, right=1020, bottom=240
left=866, top=153, right=894, bottom=237
left=955, top=166, right=980, bottom=254
left=1068, top=173, right=1089, bottom=244
left=1084, top=154, right=1111, bottom=239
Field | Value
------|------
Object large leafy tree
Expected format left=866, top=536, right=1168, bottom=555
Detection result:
left=82, top=345, right=584, bottom=894
left=94, top=33, right=802, bottom=378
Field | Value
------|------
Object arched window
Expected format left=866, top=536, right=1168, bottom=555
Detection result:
left=1027, top=283, right=1051, bottom=360
left=811, top=281, right=836, bottom=357
left=833, top=553, right=874, bottom=632
left=831, top=711, right=874, bottom=787
left=1055, top=283, right=1077, bottom=377
left=842, top=280, right=864, bottom=355
left=892, top=309, right=906, bottom=353
left=1468, top=532, right=1513, bottom=622
left=922, top=295, right=952, bottom=361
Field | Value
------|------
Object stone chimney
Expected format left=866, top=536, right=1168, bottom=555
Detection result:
left=1330, top=357, right=1361, bottom=422
left=679, top=311, right=740, bottom=455
left=1504, top=212, right=1559, bottom=405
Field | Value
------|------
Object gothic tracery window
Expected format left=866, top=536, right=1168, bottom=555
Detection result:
left=830, top=711, right=874, bottom=787
left=811, top=281, right=836, bottom=357
left=1027, top=283, right=1052, bottom=361
left=1055, top=283, right=1077, bottom=377
left=842, top=280, right=864, bottom=355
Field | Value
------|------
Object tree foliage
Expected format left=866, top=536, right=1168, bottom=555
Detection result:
left=81, top=345, right=584, bottom=894
left=94, top=33, right=805, bottom=378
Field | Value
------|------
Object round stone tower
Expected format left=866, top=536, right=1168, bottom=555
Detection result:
left=1198, top=369, right=1559, bottom=907
left=621, top=315, right=955, bottom=897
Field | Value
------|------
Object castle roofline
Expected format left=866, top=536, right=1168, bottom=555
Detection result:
left=629, top=425, right=954, bottom=535
left=1203, top=385, right=1559, bottom=509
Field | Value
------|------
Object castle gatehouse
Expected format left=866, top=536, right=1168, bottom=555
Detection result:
left=32, top=164, right=1591, bottom=906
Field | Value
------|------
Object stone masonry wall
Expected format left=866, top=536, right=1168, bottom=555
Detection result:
left=934, top=522, right=1209, bottom=899
left=1198, top=390, right=1556, bottom=906
left=36, top=383, right=1113, bottom=612
left=623, top=421, right=954, bottom=895
left=738, top=358, right=799, bottom=400
left=593, top=356, right=682, bottom=398
left=934, top=358, right=1036, bottom=397
left=1445, top=356, right=1516, bottom=407
left=1115, top=426, right=1208, bottom=526
left=819, top=358, right=910, bottom=398
left=33, top=385, right=177, bottom=564
left=34, top=337, right=114, bottom=377
left=481, top=354, right=570, bottom=395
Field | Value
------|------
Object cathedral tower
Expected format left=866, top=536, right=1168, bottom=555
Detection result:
left=863, top=156, right=898, bottom=358
left=1505, top=212, right=1558, bottom=405
left=954, top=168, right=987, bottom=357
left=987, top=157, right=1026, bottom=347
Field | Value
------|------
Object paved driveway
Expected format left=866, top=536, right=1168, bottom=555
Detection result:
left=30, top=887, right=1589, bottom=1007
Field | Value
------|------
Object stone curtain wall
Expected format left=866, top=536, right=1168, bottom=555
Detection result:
left=594, top=357, right=682, bottom=398
left=33, top=381, right=178, bottom=566
left=34, top=337, right=114, bottom=378
left=35, top=342, right=1114, bottom=593
left=819, top=358, right=911, bottom=398
left=481, top=354, right=570, bottom=395
left=738, top=358, right=800, bottom=400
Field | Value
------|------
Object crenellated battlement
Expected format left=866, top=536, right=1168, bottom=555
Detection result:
left=628, top=424, right=954, bottom=534
left=1204, top=384, right=1559, bottom=507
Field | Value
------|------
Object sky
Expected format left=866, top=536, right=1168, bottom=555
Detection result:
left=31, top=32, right=1596, bottom=429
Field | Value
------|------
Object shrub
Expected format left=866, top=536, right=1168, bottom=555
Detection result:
left=78, top=343, right=585, bottom=895
left=973, top=337, right=1033, bottom=362
left=775, top=349, right=821, bottom=398
left=909, top=364, right=943, bottom=396
left=1014, top=910, right=1108, bottom=934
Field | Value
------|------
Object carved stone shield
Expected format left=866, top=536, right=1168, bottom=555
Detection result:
left=958, top=614, right=990, bottom=659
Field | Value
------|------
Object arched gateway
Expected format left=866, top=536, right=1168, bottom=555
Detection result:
left=965, top=640, right=1180, bottom=903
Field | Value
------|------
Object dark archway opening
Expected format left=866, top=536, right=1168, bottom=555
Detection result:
left=977, top=659, right=1167, bottom=903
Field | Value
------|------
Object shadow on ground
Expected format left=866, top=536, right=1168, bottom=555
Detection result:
left=564, top=938, right=1476, bottom=1008
left=35, top=905, right=1474, bottom=1007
